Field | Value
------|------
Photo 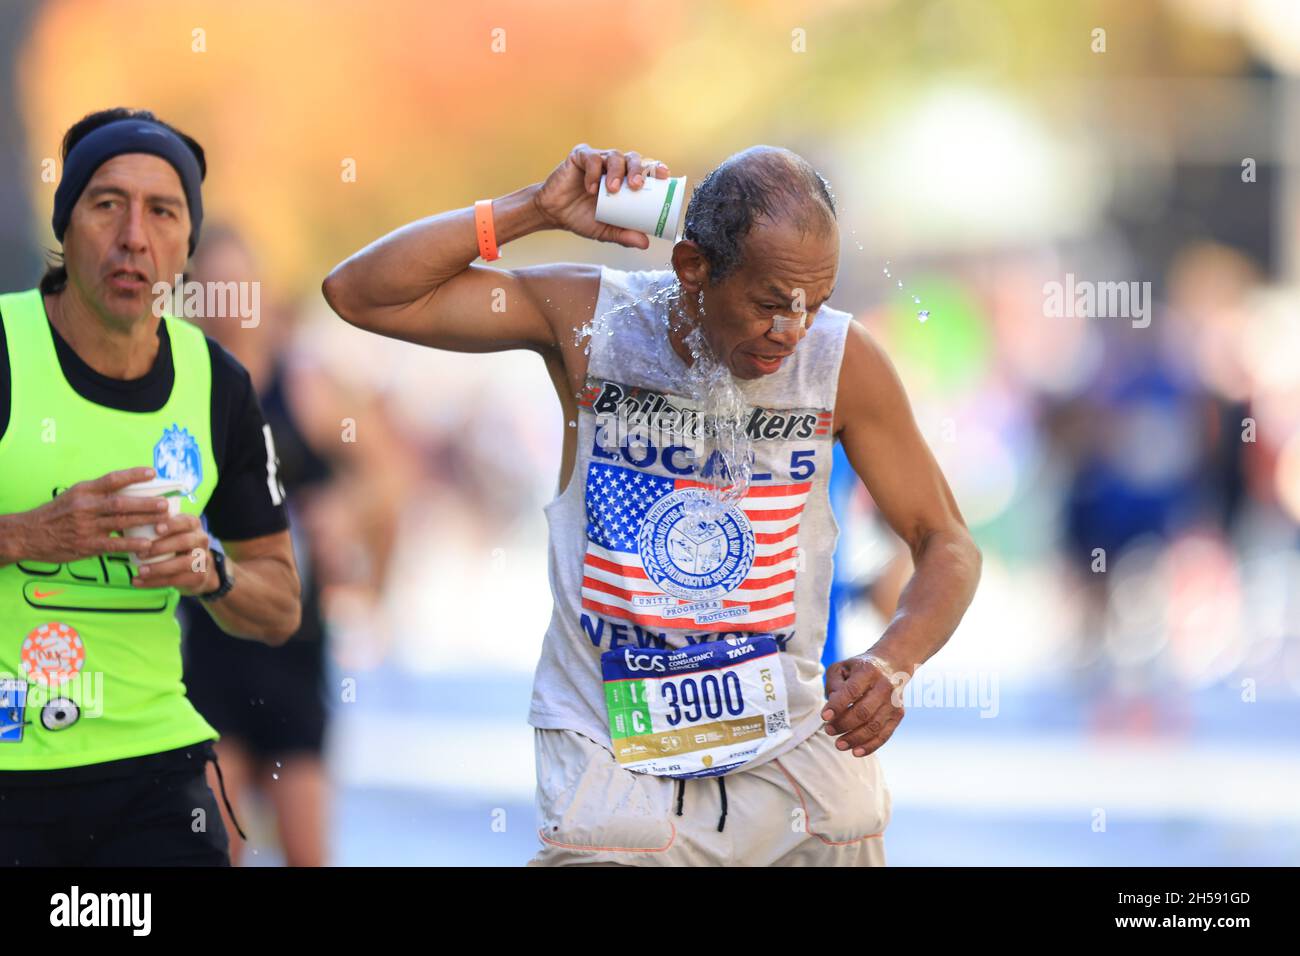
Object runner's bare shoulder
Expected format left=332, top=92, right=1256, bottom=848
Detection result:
left=507, top=262, right=602, bottom=357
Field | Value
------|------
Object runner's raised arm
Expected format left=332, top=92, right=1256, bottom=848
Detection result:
left=321, top=145, right=671, bottom=354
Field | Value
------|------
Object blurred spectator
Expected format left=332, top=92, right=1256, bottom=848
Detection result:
left=178, top=224, right=411, bottom=864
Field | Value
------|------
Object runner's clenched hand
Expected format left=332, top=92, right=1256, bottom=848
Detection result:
left=821, top=654, right=908, bottom=757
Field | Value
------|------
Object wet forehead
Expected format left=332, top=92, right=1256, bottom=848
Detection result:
left=740, top=219, right=838, bottom=301
left=758, top=278, right=836, bottom=305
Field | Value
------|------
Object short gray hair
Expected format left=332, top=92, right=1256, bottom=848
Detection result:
left=682, top=145, right=836, bottom=285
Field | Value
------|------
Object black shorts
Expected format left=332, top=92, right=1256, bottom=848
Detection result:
left=0, top=741, right=230, bottom=866
left=182, top=601, right=329, bottom=759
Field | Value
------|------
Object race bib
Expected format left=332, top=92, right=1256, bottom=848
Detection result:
left=602, top=636, right=791, bottom=778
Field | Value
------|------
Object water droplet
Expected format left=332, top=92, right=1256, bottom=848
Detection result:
left=897, top=280, right=903, bottom=288
left=918, top=310, right=930, bottom=322
left=913, top=296, right=921, bottom=304
left=568, top=420, right=577, bottom=428
left=272, top=772, right=280, bottom=781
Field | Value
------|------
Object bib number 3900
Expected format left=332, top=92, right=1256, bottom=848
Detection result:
left=662, top=671, right=745, bottom=726
left=602, top=636, right=791, bottom=778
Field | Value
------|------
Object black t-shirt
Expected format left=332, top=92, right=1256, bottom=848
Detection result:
left=0, top=305, right=289, bottom=543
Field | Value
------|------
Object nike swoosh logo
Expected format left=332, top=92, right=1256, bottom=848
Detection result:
left=32, top=588, right=64, bottom=599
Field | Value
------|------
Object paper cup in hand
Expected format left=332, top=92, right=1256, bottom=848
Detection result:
left=594, top=173, right=687, bottom=241
left=119, top=478, right=186, bottom=566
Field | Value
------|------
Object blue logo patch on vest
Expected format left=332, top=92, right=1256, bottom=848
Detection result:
left=154, top=424, right=202, bottom=495
left=637, top=488, right=755, bottom=601
left=0, top=679, right=27, bottom=743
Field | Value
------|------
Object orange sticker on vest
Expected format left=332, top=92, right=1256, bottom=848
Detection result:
left=20, top=622, right=86, bottom=686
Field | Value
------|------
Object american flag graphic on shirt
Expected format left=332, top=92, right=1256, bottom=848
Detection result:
left=581, top=461, right=812, bottom=632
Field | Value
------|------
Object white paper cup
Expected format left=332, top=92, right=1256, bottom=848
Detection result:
left=594, top=173, right=687, bottom=241
left=119, top=478, right=186, bottom=566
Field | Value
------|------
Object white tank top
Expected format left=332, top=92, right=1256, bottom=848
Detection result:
left=528, top=266, right=853, bottom=770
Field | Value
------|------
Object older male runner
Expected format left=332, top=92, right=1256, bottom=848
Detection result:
left=323, top=143, right=980, bottom=866
left=0, top=108, right=301, bottom=866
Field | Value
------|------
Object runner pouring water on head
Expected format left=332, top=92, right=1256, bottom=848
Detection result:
left=323, top=143, right=981, bottom=866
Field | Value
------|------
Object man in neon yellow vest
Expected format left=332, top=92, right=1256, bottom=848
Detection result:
left=0, top=107, right=302, bottom=866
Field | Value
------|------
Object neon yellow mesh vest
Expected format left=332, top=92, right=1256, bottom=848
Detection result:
left=0, top=288, right=219, bottom=769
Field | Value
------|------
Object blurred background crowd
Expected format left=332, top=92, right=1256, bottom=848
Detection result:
left=0, top=0, right=1296, bottom=864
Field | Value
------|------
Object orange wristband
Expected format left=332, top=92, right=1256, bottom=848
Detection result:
left=474, top=199, right=501, bottom=261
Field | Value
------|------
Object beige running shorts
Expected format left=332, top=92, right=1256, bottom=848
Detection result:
left=527, top=724, right=892, bottom=866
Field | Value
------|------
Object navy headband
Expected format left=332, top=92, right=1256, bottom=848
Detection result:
left=52, top=118, right=205, bottom=256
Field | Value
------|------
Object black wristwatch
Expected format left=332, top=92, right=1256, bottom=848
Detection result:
left=199, top=548, right=235, bottom=602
